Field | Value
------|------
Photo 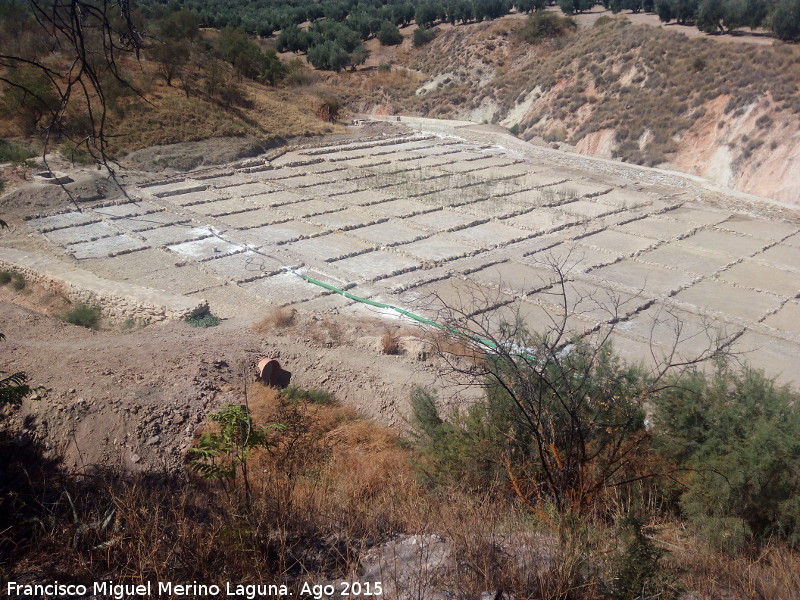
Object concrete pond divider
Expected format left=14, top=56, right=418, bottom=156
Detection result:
left=0, top=247, right=208, bottom=324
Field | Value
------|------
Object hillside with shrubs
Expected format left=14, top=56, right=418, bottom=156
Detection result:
left=0, top=2, right=341, bottom=167
left=366, top=10, right=800, bottom=203
left=4, top=320, right=800, bottom=598
left=3, top=2, right=800, bottom=597
left=4, top=0, right=800, bottom=200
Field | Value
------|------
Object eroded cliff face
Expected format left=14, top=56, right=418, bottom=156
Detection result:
left=507, top=83, right=800, bottom=205
left=670, top=95, right=800, bottom=205
left=366, top=17, right=800, bottom=205
left=575, top=129, right=616, bottom=159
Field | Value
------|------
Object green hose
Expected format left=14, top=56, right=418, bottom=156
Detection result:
left=292, top=270, right=502, bottom=351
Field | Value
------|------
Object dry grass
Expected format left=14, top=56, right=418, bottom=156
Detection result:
left=254, top=306, right=297, bottom=333
left=381, top=327, right=402, bottom=355
left=362, top=67, right=424, bottom=95
left=107, top=94, right=255, bottom=155
left=242, top=83, right=344, bottom=136
left=303, top=317, right=343, bottom=348
left=5, top=379, right=800, bottom=598
left=107, top=79, right=342, bottom=157
left=673, top=541, right=800, bottom=600
left=427, top=328, right=487, bottom=367
left=2, top=53, right=344, bottom=161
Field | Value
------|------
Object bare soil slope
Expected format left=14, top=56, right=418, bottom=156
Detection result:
left=1, top=291, right=457, bottom=473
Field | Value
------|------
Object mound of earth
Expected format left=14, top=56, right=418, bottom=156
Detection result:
left=121, top=136, right=287, bottom=173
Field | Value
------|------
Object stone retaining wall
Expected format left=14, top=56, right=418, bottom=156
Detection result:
left=0, top=247, right=208, bottom=323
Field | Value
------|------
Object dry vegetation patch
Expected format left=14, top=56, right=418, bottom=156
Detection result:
left=381, top=327, right=402, bottom=355
left=4, top=374, right=800, bottom=598
left=1, top=54, right=343, bottom=165
left=255, top=306, right=297, bottom=333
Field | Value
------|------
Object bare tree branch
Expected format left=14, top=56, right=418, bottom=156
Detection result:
left=1, top=0, right=146, bottom=204
left=412, top=244, right=733, bottom=516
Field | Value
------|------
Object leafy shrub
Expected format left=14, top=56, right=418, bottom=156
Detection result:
left=284, top=58, right=317, bottom=86
left=412, top=26, right=436, bottom=48
left=315, top=94, right=342, bottom=122
left=261, top=49, right=288, bottom=86
left=594, top=14, right=615, bottom=27
left=519, top=11, right=577, bottom=43
left=307, top=40, right=351, bottom=72
left=508, top=123, right=520, bottom=135
left=771, top=0, right=800, bottom=41
left=612, top=515, right=678, bottom=600
left=557, top=0, right=593, bottom=16
left=0, top=270, right=26, bottom=290
left=409, top=386, right=508, bottom=490
left=0, top=140, right=36, bottom=164
left=10, top=272, right=25, bottom=290
left=377, top=21, right=403, bottom=46
left=756, top=114, right=773, bottom=129
left=1, top=67, right=60, bottom=134
left=654, top=364, right=800, bottom=549
left=377, top=62, right=392, bottom=73
left=62, top=304, right=101, bottom=329
left=279, top=386, right=336, bottom=406
left=188, top=404, right=283, bottom=493
left=185, top=311, right=221, bottom=327
left=213, top=26, right=280, bottom=81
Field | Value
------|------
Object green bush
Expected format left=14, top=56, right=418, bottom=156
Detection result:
left=408, top=386, right=508, bottom=490
left=519, top=11, right=577, bottom=43
left=1, top=270, right=26, bottom=290
left=654, top=363, right=800, bottom=549
left=10, top=272, right=25, bottom=290
left=0, top=140, right=36, bottom=164
left=377, top=21, right=403, bottom=46
left=307, top=40, right=351, bottom=72
left=188, top=404, right=283, bottom=494
left=185, top=312, right=221, bottom=327
left=771, top=0, right=800, bottom=41
left=279, top=386, right=336, bottom=405
left=62, top=304, right=101, bottom=329
left=412, top=26, right=436, bottom=48
left=315, top=93, right=342, bottom=123
left=594, top=14, right=615, bottom=27
left=612, top=515, right=678, bottom=600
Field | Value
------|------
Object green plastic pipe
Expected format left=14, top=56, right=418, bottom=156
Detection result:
left=291, top=270, right=503, bottom=353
